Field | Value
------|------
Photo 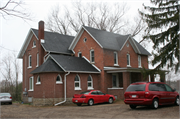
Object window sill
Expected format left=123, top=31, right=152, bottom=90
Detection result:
left=127, top=65, right=131, bottom=67
left=27, top=66, right=32, bottom=69
left=36, top=65, right=39, bottom=67
left=87, top=87, right=94, bottom=90
left=114, top=64, right=119, bottom=66
left=90, top=62, right=95, bottom=64
left=56, top=82, right=63, bottom=84
left=138, top=66, right=142, bottom=68
left=28, top=89, right=34, bottom=92
left=36, top=82, right=41, bottom=85
left=32, top=46, right=36, bottom=48
left=75, top=87, right=82, bottom=90
left=108, top=87, right=123, bottom=90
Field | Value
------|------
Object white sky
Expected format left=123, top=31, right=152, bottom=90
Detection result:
left=1, top=0, right=179, bottom=81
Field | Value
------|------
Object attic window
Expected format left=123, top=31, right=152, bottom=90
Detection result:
left=33, top=40, right=36, bottom=48
left=84, top=38, right=87, bottom=42
left=126, top=43, right=129, bottom=47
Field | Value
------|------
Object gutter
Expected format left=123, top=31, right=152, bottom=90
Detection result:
left=55, top=72, right=70, bottom=106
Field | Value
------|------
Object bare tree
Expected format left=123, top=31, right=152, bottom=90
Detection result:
left=0, top=52, right=21, bottom=101
left=0, top=0, right=31, bottom=20
left=46, top=2, right=144, bottom=37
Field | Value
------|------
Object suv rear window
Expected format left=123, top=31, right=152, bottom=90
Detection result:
left=126, top=84, right=146, bottom=92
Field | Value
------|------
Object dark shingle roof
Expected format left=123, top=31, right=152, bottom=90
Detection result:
left=83, top=26, right=129, bottom=51
left=83, top=26, right=151, bottom=55
left=32, top=29, right=74, bottom=54
left=31, top=58, right=64, bottom=74
left=50, top=54, right=100, bottom=73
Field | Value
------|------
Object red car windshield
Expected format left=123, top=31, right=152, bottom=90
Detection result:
left=126, top=84, right=146, bottom=92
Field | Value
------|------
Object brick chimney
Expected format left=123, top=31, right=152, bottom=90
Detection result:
left=38, top=21, right=45, bottom=66
left=38, top=21, right=44, bottom=40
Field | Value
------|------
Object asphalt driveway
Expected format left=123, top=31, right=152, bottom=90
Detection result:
left=0, top=102, right=179, bottom=119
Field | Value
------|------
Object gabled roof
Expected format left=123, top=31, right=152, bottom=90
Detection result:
left=18, top=29, right=74, bottom=59
left=32, top=29, right=74, bottom=54
left=31, top=54, right=101, bottom=74
left=69, top=26, right=151, bottom=56
left=31, top=58, right=64, bottom=74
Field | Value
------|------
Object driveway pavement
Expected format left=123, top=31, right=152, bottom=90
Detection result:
left=0, top=102, right=179, bottom=119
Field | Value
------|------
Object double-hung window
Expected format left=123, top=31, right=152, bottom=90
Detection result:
left=28, top=55, right=32, bottom=68
left=36, top=53, right=39, bottom=67
left=56, top=75, right=63, bottom=84
left=74, top=75, right=81, bottom=90
left=127, top=54, right=131, bottom=67
left=114, top=52, right=118, bottom=66
left=87, top=75, right=93, bottom=90
left=138, top=55, right=141, bottom=68
left=29, top=76, right=34, bottom=91
left=90, top=50, right=94, bottom=63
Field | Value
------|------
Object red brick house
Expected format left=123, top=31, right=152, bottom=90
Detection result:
left=18, top=21, right=152, bottom=106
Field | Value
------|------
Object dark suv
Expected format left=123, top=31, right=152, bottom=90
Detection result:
left=124, top=82, right=179, bottom=109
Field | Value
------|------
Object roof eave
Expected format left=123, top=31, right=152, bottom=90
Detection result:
left=17, top=29, right=34, bottom=59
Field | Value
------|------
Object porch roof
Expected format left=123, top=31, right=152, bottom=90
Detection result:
left=104, top=67, right=169, bottom=73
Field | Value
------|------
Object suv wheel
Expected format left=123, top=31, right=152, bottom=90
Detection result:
left=152, top=98, right=158, bottom=109
left=175, top=96, right=179, bottom=106
left=129, top=105, right=137, bottom=109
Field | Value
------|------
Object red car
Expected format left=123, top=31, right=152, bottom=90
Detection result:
left=72, top=90, right=115, bottom=106
left=124, top=82, right=179, bottom=109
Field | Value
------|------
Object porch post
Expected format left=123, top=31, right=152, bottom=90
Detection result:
left=123, top=72, right=130, bottom=91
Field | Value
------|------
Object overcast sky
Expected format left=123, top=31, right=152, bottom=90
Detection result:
left=1, top=0, right=179, bottom=81
left=0, top=0, right=151, bottom=55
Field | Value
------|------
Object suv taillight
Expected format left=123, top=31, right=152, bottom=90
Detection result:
left=144, top=92, right=150, bottom=98
left=81, top=95, right=86, bottom=98
left=10, top=97, right=12, bottom=99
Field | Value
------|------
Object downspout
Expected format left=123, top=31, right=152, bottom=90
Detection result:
left=55, top=72, right=70, bottom=106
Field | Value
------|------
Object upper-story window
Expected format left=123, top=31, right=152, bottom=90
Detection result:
left=36, top=76, right=41, bottom=85
left=56, top=75, right=63, bottom=84
left=87, top=75, right=93, bottom=90
left=138, top=55, right=141, bottom=68
left=90, top=50, right=95, bottom=63
left=74, top=75, right=81, bottom=90
left=114, top=52, right=118, bottom=66
left=127, top=54, right=131, bottom=67
left=36, top=53, right=39, bottom=67
left=33, top=40, right=36, bottom=48
left=28, top=55, right=32, bottom=68
left=78, top=52, right=82, bottom=58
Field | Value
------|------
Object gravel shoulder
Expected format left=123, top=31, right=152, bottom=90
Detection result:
left=0, top=101, right=179, bottom=119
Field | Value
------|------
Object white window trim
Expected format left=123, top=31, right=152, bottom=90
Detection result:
left=74, top=75, right=82, bottom=90
left=83, top=38, right=87, bottom=42
left=127, top=54, right=131, bottom=67
left=28, top=76, right=34, bottom=91
left=36, top=53, right=39, bottom=67
left=138, top=55, right=142, bottom=68
left=28, top=55, right=32, bottom=69
left=78, top=52, right=82, bottom=58
left=87, top=75, right=94, bottom=90
left=114, top=52, right=119, bottom=66
left=32, top=40, right=36, bottom=48
left=56, top=75, right=63, bottom=84
left=36, top=76, right=41, bottom=85
left=90, top=50, right=95, bottom=63
left=112, top=74, right=119, bottom=88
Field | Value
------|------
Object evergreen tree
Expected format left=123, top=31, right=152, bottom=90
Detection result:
left=139, top=0, right=179, bottom=72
